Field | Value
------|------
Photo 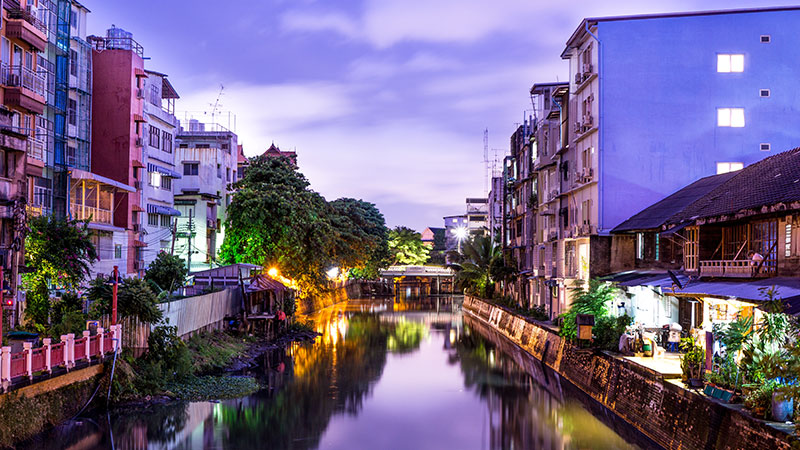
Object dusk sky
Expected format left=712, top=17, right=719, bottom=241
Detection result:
left=83, top=0, right=795, bottom=231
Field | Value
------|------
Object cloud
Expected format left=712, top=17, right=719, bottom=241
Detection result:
left=279, top=10, right=360, bottom=39
left=348, top=51, right=463, bottom=80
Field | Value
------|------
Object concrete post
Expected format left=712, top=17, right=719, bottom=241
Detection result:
left=43, top=338, right=52, bottom=374
left=97, top=328, right=104, bottom=355
left=83, top=330, right=90, bottom=361
left=1, top=346, right=10, bottom=391
left=116, top=324, right=123, bottom=351
left=65, top=333, right=74, bottom=369
left=23, top=342, right=32, bottom=380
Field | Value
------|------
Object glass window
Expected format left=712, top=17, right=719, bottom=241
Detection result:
left=183, top=163, right=198, bottom=176
left=162, top=176, right=171, bottom=191
left=69, top=49, right=77, bottom=76
left=162, top=133, right=172, bottom=153
left=114, top=244, right=122, bottom=259
left=787, top=224, right=793, bottom=258
left=68, top=99, right=77, bottom=126
left=148, top=213, right=159, bottom=226
left=149, top=171, right=161, bottom=188
left=717, top=54, right=744, bottom=73
left=716, top=162, right=744, bottom=174
left=161, top=214, right=171, bottom=228
left=636, top=232, right=644, bottom=260
left=149, top=126, right=160, bottom=148
left=717, top=108, right=745, bottom=127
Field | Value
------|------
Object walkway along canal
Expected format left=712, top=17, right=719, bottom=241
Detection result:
left=21, top=297, right=652, bottom=449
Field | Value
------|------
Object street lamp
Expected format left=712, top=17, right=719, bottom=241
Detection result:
left=452, top=226, right=468, bottom=253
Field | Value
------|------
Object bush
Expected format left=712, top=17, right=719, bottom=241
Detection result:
left=680, top=336, right=705, bottom=382
left=88, top=276, right=163, bottom=324
left=593, top=314, right=632, bottom=352
left=559, top=280, right=619, bottom=341
left=744, top=379, right=779, bottom=419
left=144, top=251, right=188, bottom=293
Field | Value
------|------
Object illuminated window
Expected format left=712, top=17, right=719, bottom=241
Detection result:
left=787, top=224, right=793, bottom=257
left=716, top=162, right=744, bottom=174
left=636, top=232, right=644, bottom=259
left=717, top=108, right=745, bottom=127
left=717, top=54, right=744, bottom=72
left=655, top=234, right=660, bottom=261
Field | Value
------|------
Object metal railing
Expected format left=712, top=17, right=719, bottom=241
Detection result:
left=6, top=7, right=47, bottom=34
left=4, top=65, right=46, bottom=97
left=699, top=260, right=757, bottom=278
left=28, top=138, right=45, bottom=160
left=71, top=203, right=113, bottom=224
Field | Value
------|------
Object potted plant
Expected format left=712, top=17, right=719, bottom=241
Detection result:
left=680, top=336, right=706, bottom=388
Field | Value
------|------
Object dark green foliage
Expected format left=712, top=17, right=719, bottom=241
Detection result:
left=88, top=276, right=163, bottom=324
left=454, top=234, right=515, bottom=299
left=165, top=376, right=260, bottom=401
left=145, top=251, right=188, bottom=293
left=388, top=226, right=430, bottom=265
left=559, top=280, right=619, bottom=341
left=220, top=156, right=390, bottom=295
left=493, top=296, right=548, bottom=321
left=47, top=292, right=86, bottom=338
left=679, top=336, right=705, bottom=382
left=593, top=314, right=633, bottom=351
left=22, top=216, right=98, bottom=328
left=708, top=354, right=740, bottom=390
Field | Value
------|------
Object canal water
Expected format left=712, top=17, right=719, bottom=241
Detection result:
left=23, top=298, right=648, bottom=449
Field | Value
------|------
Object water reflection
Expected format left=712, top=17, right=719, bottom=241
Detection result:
left=21, top=298, right=643, bottom=450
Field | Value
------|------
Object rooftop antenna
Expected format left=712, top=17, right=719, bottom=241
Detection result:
left=483, top=128, right=489, bottom=196
left=210, top=84, right=224, bottom=127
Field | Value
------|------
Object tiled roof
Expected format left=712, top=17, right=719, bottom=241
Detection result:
left=670, top=147, right=800, bottom=224
left=613, top=172, right=735, bottom=232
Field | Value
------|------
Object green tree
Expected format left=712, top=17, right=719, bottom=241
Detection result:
left=22, top=216, right=98, bottom=328
left=387, top=226, right=430, bottom=265
left=559, top=280, right=620, bottom=341
left=88, top=276, right=163, bottom=324
left=145, top=251, right=189, bottom=293
left=453, top=234, right=515, bottom=298
left=328, top=198, right=390, bottom=279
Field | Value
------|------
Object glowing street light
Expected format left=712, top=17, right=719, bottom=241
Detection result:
left=452, top=226, right=468, bottom=253
left=267, top=267, right=279, bottom=278
left=326, top=267, right=340, bottom=280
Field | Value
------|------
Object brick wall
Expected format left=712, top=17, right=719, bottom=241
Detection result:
left=462, top=295, right=795, bottom=450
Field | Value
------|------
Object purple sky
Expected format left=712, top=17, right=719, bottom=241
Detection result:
left=83, top=0, right=796, bottom=231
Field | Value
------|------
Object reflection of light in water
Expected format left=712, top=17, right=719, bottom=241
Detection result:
left=449, top=329, right=456, bottom=345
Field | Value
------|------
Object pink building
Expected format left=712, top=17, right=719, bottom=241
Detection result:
left=88, top=28, right=148, bottom=275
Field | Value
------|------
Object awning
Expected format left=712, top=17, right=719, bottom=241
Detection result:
left=134, top=68, right=148, bottom=78
left=86, top=222, right=124, bottom=233
left=661, top=222, right=690, bottom=236
left=132, top=160, right=145, bottom=168
left=246, top=274, right=288, bottom=293
left=606, top=270, right=800, bottom=304
left=133, top=114, right=145, bottom=122
left=132, top=240, right=147, bottom=247
left=147, top=203, right=181, bottom=216
left=69, top=169, right=136, bottom=193
left=146, top=163, right=182, bottom=178
left=132, top=204, right=145, bottom=212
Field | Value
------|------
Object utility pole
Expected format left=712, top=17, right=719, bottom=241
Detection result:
left=170, top=218, right=178, bottom=255
left=186, top=210, right=193, bottom=272
left=112, top=265, right=118, bottom=326
left=0, top=265, right=4, bottom=345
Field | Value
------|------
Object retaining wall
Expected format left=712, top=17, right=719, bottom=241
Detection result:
left=462, top=295, right=795, bottom=450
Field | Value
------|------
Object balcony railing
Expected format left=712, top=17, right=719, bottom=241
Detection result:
left=699, top=260, right=757, bottom=278
left=6, top=8, right=47, bottom=34
left=71, top=203, right=113, bottom=224
left=28, top=138, right=45, bottom=161
left=4, top=65, right=46, bottom=97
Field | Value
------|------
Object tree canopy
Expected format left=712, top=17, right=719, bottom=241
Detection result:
left=220, top=156, right=390, bottom=296
left=145, top=251, right=189, bottom=294
left=387, top=226, right=430, bottom=266
left=453, top=234, right=515, bottom=298
left=23, top=216, right=98, bottom=327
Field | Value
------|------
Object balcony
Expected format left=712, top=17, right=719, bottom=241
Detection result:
left=3, top=65, right=46, bottom=114
left=5, top=8, right=47, bottom=52
left=699, top=260, right=763, bottom=278
left=27, top=138, right=45, bottom=162
left=71, top=203, right=113, bottom=225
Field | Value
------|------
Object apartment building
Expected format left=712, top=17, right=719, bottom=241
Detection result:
left=141, top=70, right=180, bottom=266
left=487, top=175, right=503, bottom=243
left=0, top=0, right=47, bottom=320
left=608, top=147, right=800, bottom=332
left=173, top=120, right=237, bottom=272
left=504, top=122, right=536, bottom=305
left=510, top=7, right=800, bottom=319
left=88, top=28, right=148, bottom=275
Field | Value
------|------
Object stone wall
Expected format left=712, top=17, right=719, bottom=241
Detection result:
left=462, top=295, right=795, bottom=450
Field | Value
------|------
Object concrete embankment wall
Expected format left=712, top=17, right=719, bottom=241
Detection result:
left=0, top=365, right=104, bottom=448
left=295, top=286, right=348, bottom=315
left=462, top=295, right=794, bottom=450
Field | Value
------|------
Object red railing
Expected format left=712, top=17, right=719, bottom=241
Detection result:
left=9, top=352, right=25, bottom=379
left=103, top=334, right=114, bottom=353
left=50, top=342, right=65, bottom=367
left=73, top=337, right=87, bottom=361
left=30, top=347, right=46, bottom=373
left=89, top=335, right=99, bottom=357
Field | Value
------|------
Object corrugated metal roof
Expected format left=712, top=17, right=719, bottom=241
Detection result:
left=612, top=172, right=735, bottom=233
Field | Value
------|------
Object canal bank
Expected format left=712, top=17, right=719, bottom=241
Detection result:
left=462, top=295, right=796, bottom=450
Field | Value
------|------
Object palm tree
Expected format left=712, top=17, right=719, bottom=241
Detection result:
left=453, top=234, right=516, bottom=298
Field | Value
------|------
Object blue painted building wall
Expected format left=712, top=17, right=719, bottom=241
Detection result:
left=597, top=9, right=800, bottom=231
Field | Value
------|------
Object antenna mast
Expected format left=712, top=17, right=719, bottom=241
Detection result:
left=483, top=128, right=489, bottom=196
left=210, top=84, right=224, bottom=127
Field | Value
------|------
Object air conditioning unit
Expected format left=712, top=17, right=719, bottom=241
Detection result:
left=573, top=121, right=582, bottom=133
left=134, top=181, right=143, bottom=190
left=574, top=72, right=582, bottom=84
left=582, top=63, right=593, bottom=75
left=132, top=223, right=142, bottom=232
left=583, top=114, right=594, bottom=127
left=135, top=137, right=143, bottom=147
left=133, top=261, right=144, bottom=271
left=582, top=167, right=594, bottom=181
left=136, top=88, right=144, bottom=99
left=7, top=73, right=20, bottom=87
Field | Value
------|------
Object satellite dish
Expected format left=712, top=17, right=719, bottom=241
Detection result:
left=668, top=270, right=683, bottom=290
